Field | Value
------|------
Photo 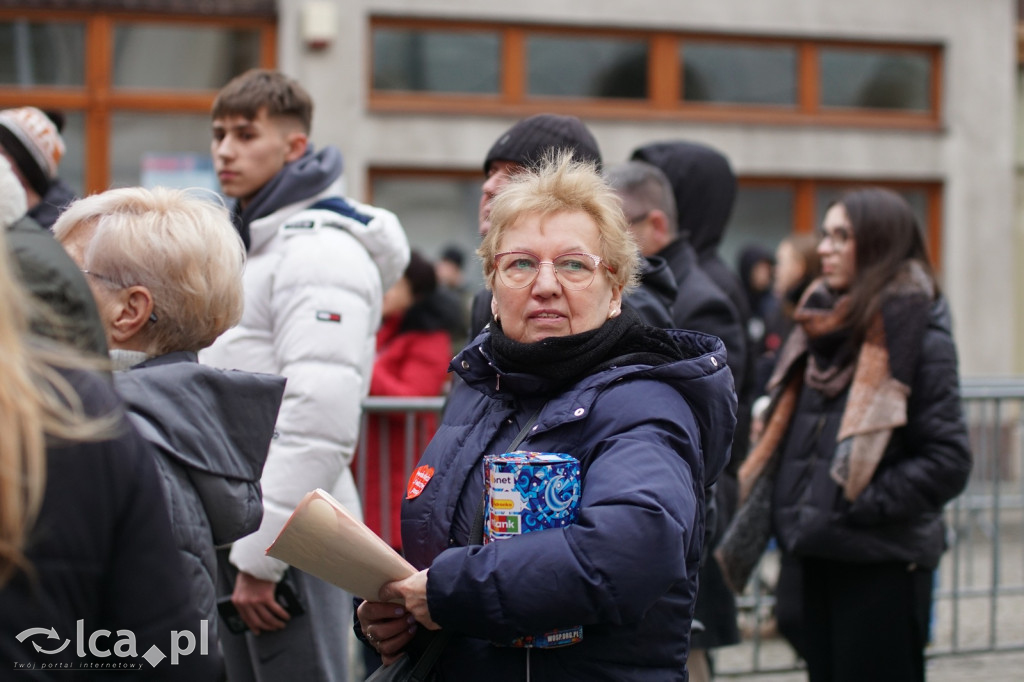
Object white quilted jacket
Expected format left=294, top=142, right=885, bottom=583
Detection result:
left=201, top=180, right=409, bottom=581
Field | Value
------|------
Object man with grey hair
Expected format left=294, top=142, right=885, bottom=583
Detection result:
left=606, top=159, right=745, bottom=375
left=606, top=159, right=745, bottom=682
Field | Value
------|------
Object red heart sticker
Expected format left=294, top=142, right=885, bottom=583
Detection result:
left=406, top=465, right=435, bottom=500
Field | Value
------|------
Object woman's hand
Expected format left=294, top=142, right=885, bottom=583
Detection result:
left=379, top=569, right=440, bottom=631
left=356, top=600, right=419, bottom=666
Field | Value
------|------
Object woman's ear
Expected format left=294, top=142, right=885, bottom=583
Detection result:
left=608, top=285, right=624, bottom=319
left=108, top=285, right=155, bottom=347
left=490, top=295, right=499, bottom=322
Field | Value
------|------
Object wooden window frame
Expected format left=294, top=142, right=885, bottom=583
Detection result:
left=0, top=9, right=276, bottom=194
left=368, top=16, right=943, bottom=131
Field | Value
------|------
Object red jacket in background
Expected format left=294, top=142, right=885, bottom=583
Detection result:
left=359, top=311, right=451, bottom=549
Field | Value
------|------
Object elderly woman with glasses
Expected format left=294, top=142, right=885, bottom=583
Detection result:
left=356, top=153, right=737, bottom=681
left=53, top=187, right=286, bottom=666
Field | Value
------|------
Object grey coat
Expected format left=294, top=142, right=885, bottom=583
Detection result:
left=114, top=351, right=286, bottom=634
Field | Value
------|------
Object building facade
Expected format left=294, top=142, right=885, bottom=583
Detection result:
left=1, top=0, right=1017, bottom=376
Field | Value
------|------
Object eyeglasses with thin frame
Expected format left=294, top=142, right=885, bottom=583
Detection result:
left=81, top=269, right=158, bottom=323
left=818, top=224, right=853, bottom=250
left=493, top=251, right=615, bottom=291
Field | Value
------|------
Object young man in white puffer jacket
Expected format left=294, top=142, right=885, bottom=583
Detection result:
left=201, top=69, right=409, bottom=682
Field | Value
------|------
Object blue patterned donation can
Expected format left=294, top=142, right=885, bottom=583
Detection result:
left=483, top=451, right=583, bottom=648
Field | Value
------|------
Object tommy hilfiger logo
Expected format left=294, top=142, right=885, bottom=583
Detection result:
left=316, top=311, right=342, bottom=323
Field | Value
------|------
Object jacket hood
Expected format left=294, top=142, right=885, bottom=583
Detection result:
left=637, top=254, right=678, bottom=314
left=632, top=141, right=736, bottom=256
left=114, top=351, right=285, bottom=481
left=233, top=145, right=344, bottom=249
left=453, top=327, right=736, bottom=486
left=738, top=244, right=775, bottom=291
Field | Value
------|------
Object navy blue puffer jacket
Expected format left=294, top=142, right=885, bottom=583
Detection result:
left=401, top=326, right=736, bottom=681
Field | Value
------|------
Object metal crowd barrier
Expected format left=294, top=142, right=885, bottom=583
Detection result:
left=718, top=377, right=1024, bottom=675
left=354, top=377, right=1024, bottom=675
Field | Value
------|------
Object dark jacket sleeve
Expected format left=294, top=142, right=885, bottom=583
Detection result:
left=847, top=325, right=972, bottom=525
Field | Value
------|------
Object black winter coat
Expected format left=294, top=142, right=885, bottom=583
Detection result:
left=0, top=368, right=220, bottom=680
left=771, top=299, right=971, bottom=568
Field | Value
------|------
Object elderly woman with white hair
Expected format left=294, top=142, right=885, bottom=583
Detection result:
left=53, top=187, right=286, bottom=654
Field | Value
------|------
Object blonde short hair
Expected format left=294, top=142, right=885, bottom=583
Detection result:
left=478, top=152, right=640, bottom=292
left=53, top=187, right=245, bottom=355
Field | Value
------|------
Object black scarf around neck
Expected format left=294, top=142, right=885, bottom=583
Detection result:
left=488, top=307, right=681, bottom=390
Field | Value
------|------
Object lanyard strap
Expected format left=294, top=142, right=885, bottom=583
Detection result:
left=410, top=406, right=544, bottom=681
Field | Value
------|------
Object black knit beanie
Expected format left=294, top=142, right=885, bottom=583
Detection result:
left=484, top=114, right=602, bottom=174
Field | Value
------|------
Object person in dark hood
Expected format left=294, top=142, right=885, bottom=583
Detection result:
left=468, top=114, right=675, bottom=337
left=201, top=69, right=410, bottom=682
left=738, top=243, right=778, bottom=336
left=607, top=157, right=745, bottom=681
left=738, top=243, right=780, bottom=395
left=357, top=153, right=736, bottom=681
left=54, top=186, right=287, bottom=676
left=632, top=141, right=745, bottom=312
left=606, top=160, right=745, bottom=380
left=631, top=141, right=756, bottom=466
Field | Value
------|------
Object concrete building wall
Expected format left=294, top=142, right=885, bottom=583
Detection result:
left=276, top=0, right=1017, bottom=376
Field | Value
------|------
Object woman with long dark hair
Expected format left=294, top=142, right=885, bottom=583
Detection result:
left=728, top=187, right=971, bottom=681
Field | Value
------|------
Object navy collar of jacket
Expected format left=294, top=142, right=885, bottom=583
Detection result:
left=452, top=327, right=738, bottom=486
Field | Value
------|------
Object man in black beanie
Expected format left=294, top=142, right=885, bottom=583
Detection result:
left=468, top=114, right=676, bottom=336
left=477, top=113, right=601, bottom=237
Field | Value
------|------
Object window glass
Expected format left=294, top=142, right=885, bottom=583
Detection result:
left=371, top=176, right=484, bottom=289
left=721, top=185, right=795, bottom=269
left=681, top=42, right=797, bottom=105
left=110, top=112, right=217, bottom=191
left=373, top=29, right=500, bottom=94
left=819, top=49, right=932, bottom=111
left=53, top=111, right=84, bottom=197
left=0, top=20, right=84, bottom=86
left=112, top=24, right=260, bottom=90
left=527, top=35, right=647, bottom=99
